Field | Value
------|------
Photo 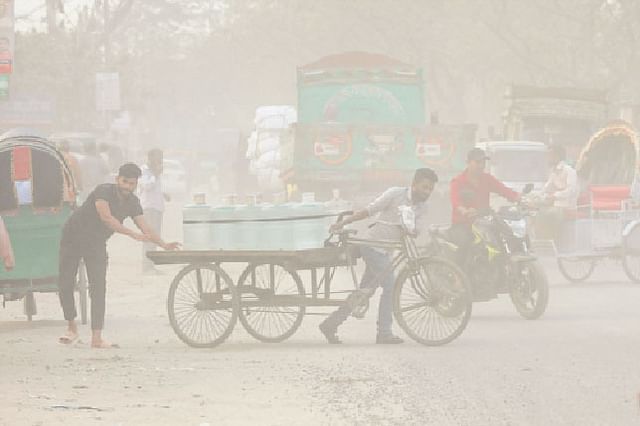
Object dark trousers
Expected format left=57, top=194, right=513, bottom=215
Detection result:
left=322, top=247, right=395, bottom=335
left=58, top=236, right=108, bottom=330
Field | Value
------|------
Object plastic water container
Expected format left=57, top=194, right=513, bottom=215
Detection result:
left=261, top=203, right=295, bottom=250
left=182, top=204, right=212, bottom=250
left=209, top=205, right=238, bottom=250
left=291, top=202, right=328, bottom=250
left=233, top=204, right=259, bottom=250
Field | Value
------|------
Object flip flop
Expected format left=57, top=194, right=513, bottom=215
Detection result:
left=58, top=333, right=79, bottom=345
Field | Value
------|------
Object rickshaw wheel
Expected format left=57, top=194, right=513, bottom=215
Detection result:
left=393, top=256, right=472, bottom=346
left=622, top=223, right=640, bottom=283
left=167, top=263, right=238, bottom=348
left=557, top=257, right=595, bottom=283
left=237, top=263, right=305, bottom=343
left=510, top=261, right=549, bottom=320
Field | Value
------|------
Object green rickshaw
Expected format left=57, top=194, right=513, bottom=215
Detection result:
left=0, top=130, right=87, bottom=322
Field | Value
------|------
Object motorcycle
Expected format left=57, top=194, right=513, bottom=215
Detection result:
left=428, top=184, right=549, bottom=319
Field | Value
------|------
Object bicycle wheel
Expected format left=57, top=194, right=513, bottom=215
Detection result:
left=557, top=257, right=595, bottom=283
left=393, top=256, right=472, bottom=346
left=237, top=263, right=305, bottom=343
left=167, top=263, right=238, bottom=348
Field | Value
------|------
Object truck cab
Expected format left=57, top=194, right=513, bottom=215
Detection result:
left=476, top=140, right=549, bottom=194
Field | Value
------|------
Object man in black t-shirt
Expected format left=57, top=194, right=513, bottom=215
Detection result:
left=58, top=163, right=180, bottom=349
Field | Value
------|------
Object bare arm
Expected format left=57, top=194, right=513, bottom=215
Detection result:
left=332, top=210, right=370, bottom=230
left=95, top=200, right=148, bottom=241
left=133, top=215, right=180, bottom=250
left=0, top=217, right=14, bottom=271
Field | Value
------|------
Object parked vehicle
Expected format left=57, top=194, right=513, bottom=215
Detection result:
left=280, top=51, right=476, bottom=202
left=0, top=130, right=87, bottom=322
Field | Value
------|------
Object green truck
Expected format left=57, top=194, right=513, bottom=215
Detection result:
left=502, top=85, right=609, bottom=162
left=280, top=52, right=476, bottom=203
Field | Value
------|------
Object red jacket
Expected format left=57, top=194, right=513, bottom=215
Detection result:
left=450, top=170, right=519, bottom=224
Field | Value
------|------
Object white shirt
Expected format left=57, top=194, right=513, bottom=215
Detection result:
left=544, top=161, right=578, bottom=209
left=139, top=165, right=165, bottom=212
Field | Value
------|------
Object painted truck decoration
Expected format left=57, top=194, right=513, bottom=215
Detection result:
left=279, top=51, right=476, bottom=196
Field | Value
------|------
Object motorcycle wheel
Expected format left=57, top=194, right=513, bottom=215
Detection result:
left=509, top=261, right=549, bottom=320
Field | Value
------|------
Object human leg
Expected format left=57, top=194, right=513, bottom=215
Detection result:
left=84, top=245, right=112, bottom=347
left=58, top=240, right=82, bottom=343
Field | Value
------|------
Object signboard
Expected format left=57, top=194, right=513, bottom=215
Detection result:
left=0, top=0, right=14, bottom=76
left=96, top=72, right=121, bottom=111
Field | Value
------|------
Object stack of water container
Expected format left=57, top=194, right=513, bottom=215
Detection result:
left=183, top=193, right=352, bottom=251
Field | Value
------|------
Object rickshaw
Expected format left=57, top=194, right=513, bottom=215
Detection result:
left=0, top=130, right=87, bottom=322
left=550, top=121, right=640, bottom=283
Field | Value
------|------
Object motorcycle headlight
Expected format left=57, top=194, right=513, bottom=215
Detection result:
left=506, top=219, right=527, bottom=238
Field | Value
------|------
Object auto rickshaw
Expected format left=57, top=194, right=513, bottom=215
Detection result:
left=0, top=130, right=87, bottom=322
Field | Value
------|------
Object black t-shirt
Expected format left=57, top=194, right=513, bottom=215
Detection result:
left=64, top=183, right=143, bottom=245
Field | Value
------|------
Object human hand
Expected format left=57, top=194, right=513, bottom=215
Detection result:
left=462, top=207, right=478, bottom=219
left=162, top=241, right=181, bottom=251
left=3, top=258, right=14, bottom=271
left=329, top=222, right=344, bottom=233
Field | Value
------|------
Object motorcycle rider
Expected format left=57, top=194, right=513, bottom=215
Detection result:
left=449, top=148, right=521, bottom=267
left=319, top=168, right=439, bottom=344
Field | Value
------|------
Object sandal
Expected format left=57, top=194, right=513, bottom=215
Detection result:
left=58, top=332, right=79, bottom=345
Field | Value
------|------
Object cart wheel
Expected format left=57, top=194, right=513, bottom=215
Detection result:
left=77, top=261, right=88, bottom=325
left=510, top=261, right=549, bottom=320
left=393, top=256, right=472, bottom=346
left=24, top=292, right=37, bottom=321
left=557, top=257, right=595, bottom=283
left=167, top=263, right=238, bottom=348
left=623, top=222, right=640, bottom=283
left=237, top=263, right=305, bottom=343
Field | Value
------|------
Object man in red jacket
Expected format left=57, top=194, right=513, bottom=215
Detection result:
left=449, top=148, right=520, bottom=264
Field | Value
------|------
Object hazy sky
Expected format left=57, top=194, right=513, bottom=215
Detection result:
left=15, top=0, right=93, bottom=31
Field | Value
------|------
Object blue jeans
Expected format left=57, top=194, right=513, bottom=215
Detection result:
left=322, top=246, right=395, bottom=335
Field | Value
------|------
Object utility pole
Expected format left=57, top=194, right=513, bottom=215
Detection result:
left=46, top=0, right=57, bottom=35
left=103, top=0, right=111, bottom=68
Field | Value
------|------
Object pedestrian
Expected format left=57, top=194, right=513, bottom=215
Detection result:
left=319, top=168, right=438, bottom=344
left=78, top=142, right=110, bottom=201
left=57, top=163, right=180, bottom=348
left=139, top=149, right=170, bottom=275
left=58, top=140, right=83, bottom=201
left=0, top=215, right=14, bottom=271
left=535, top=144, right=578, bottom=241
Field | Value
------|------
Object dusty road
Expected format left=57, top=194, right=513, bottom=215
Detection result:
left=1, top=206, right=639, bottom=425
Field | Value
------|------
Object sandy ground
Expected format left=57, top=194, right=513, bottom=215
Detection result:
left=1, top=204, right=640, bottom=425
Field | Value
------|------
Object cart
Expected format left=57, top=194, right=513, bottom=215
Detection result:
left=0, top=132, right=88, bottom=322
left=148, top=210, right=473, bottom=348
left=548, top=122, right=640, bottom=283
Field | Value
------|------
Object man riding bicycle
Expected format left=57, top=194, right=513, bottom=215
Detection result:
left=319, top=168, right=439, bottom=344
